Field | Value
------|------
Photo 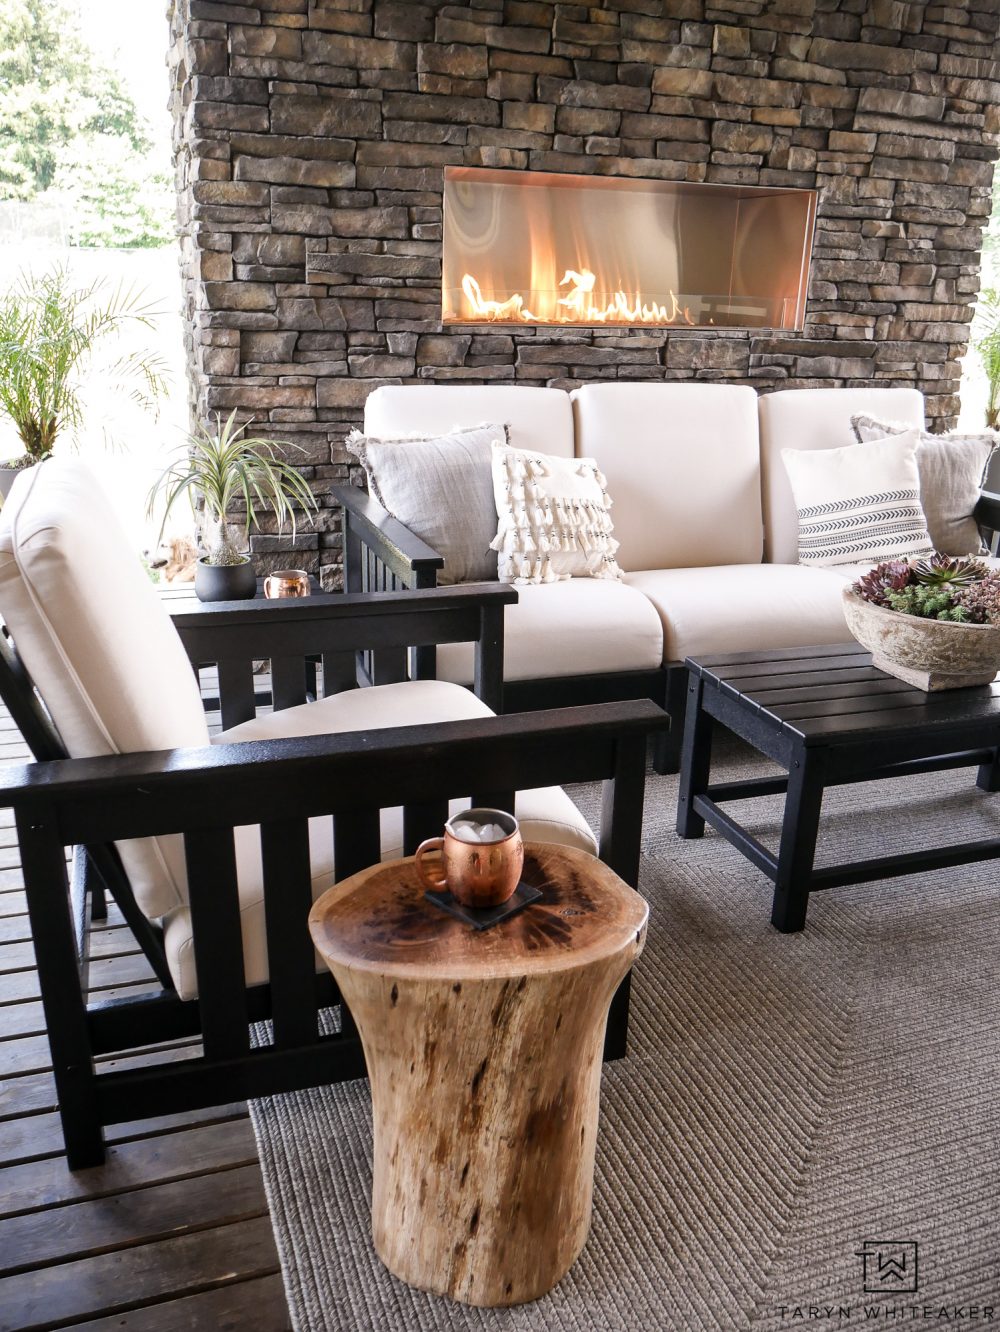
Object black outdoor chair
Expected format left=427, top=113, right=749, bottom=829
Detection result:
left=0, top=459, right=666, bottom=1168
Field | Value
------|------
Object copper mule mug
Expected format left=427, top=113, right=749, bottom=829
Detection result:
left=263, top=569, right=311, bottom=599
left=415, top=808, right=524, bottom=909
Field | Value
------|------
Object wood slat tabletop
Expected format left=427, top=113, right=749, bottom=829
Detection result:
left=687, top=645, right=1000, bottom=746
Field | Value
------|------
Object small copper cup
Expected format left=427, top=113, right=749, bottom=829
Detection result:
left=264, top=569, right=311, bottom=599
left=415, top=808, right=523, bottom=909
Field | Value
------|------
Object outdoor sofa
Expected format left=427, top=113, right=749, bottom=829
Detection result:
left=336, top=383, right=939, bottom=772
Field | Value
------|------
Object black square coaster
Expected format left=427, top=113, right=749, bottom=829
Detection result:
left=424, top=882, right=542, bottom=931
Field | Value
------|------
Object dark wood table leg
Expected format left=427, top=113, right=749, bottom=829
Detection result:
left=977, top=748, right=1000, bottom=792
left=676, top=672, right=713, bottom=839
left=770, top=747, right=827, bottom=933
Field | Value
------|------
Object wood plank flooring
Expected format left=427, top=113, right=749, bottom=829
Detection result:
left=0, top=709, right=292, bottom=1331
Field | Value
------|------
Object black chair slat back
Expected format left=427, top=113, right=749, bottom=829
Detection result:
left=333, top=808, right=382, bottom=881
left=402, top=799, right=450, bottom=857
left=183, top=826, right=250, bottom=1060
left=259, top=818, right=320, bottom=1049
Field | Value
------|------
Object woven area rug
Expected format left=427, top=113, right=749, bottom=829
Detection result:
left=249, top=739, right=1000, bottom=1331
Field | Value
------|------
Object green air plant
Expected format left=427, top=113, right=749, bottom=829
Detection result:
left=972, top=287, right=1000, bottom=430
left=0, top=265, right=168, bottom=466
left=148, top=411, right=319, bottom=567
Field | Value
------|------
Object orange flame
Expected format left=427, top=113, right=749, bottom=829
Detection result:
left=459, top=267, right=695, bottom=326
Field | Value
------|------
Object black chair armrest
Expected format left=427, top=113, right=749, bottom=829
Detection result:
left=0, top=699, right=667, bottom=884
left=169, top=583, right=518, bottom=721
left=975, top=490, right=1000, bottom=557
left=333, top=485, right=444, bottom=590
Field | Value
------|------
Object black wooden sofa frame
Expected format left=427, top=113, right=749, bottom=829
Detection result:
left=0, top=581, right=666, bottom=1169
left=335, top=484, right=686, bottom=772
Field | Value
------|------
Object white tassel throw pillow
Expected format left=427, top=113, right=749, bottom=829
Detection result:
left=490, top=441, right=623, bottom=585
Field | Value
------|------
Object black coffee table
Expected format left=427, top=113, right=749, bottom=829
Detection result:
left=676, top=643, right=1000, bottom=932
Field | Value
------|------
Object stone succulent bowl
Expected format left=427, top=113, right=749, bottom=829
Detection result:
left=842, top=586, right=1000, bottom=691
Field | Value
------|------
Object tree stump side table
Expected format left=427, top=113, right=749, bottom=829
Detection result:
left=309, top=843, right=648, bottom=1308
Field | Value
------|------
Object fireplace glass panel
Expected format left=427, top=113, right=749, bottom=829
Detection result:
left=442, top=167, right=817, bottom=331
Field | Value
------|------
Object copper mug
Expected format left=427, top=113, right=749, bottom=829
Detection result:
left=264, top=569, right=311, bottom=599
left=415, top=808, right=524, bottom=909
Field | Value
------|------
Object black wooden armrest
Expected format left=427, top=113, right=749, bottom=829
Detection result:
left=0, top=699, right=666, bottom=882
left=169, top=583, right=518, bottom=719
left=975, top=490, right=1000, bottom=527
left=0, top=700, right=665, bottom=807
left=333, top=484, right=444, bottom=587
left=169, top=583, right=516, bottom=653
left=975, top=491, right=1000, bottom=557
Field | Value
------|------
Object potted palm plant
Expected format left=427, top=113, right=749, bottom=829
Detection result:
left=148, top=410, right=319, bottom=602
left=0, top=266, right=167, bottom=496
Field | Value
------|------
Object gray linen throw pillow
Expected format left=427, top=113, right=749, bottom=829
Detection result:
left=345, top=423, right=503, bottom=584
left=851, top=414, right=997, bottom=556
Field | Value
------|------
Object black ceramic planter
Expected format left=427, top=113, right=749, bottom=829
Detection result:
left=194, top=557, right=257, bottom=603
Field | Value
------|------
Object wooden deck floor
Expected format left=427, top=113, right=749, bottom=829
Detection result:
left=0, top=709, right=292, bottom=1331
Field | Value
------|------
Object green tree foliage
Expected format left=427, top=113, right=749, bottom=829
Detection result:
left=0, top=0, right=173, bottom=247
left=53, top=135, right=174, bottom=249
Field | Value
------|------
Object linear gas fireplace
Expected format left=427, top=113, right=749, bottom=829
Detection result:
left=442, top=167, right=817, bottom=332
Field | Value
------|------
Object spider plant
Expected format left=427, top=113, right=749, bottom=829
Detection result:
left=0, top=266, right=168, bottom=467
left=972, top=287, right=1000, bottom=430
left=148, top=411, right=319, bottom=566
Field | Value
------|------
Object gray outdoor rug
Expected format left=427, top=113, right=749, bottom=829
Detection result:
left=248, top=738, right=1000, bottom=1331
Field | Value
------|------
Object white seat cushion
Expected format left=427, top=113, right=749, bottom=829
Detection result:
left=570, top=383, right=763, bottom=570
left=0, top=460, right=210, bottom=919
left=759, top=387, right=926, bottom=565
left=364, top=384, right=575, bottom=458
left=435, top=578, right=664, bottom=686
left=163, top=680, right=597, bottom=1001
left=625, top=564, right=855, bottom=663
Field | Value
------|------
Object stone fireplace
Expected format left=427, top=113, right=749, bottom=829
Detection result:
left=168, top=0, right=1000, bottom=586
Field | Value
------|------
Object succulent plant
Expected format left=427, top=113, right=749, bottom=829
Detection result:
left=911, top=554, right=990, bottom=589
left=884, top=585, right=970, bottom=621
left=851, top=553, right=1000, bottom=622
left=855, top=560, right=915, bottom=606
left=956, top=572, right=1000, bottom=626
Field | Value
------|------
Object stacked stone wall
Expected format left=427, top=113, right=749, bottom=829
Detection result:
left=168, top=0, right=1000, bottom=585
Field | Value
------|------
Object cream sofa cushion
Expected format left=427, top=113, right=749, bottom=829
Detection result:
left=625, top=564, right=854, bottom=663
left=164, top=680, right=597, bottom=1001
left=759, top=387, right=925, bottom=564
left=364, top=385, right=575, bottom=458
left=0, top=460, right=210, bottom=920
left=570, top=383, right=763, bottom=571
left=435, top=578, right=664, bottom=685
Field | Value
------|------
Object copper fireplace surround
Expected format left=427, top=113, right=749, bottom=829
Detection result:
left=442, top=166, right=817, bottom=332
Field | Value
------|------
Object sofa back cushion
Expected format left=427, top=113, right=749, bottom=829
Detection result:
left=364, top=385, right=575, bottom=458
left=0, top=459, right=210, bottom=919
left=570, top=384, right=763, bottom=571
left=759, top=387, right=925, bottom=564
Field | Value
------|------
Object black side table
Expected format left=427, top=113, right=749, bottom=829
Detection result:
left=676, top=644, right=1000, bottom=932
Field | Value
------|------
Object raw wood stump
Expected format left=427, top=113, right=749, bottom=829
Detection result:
left=309, top=843, right=647, bottom=1307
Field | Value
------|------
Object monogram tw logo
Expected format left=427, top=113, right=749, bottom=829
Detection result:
left=856, top=1240, right=919, bottom=1294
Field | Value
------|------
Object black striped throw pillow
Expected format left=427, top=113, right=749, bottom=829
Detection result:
left=781, top=431, right=935, bottom=568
